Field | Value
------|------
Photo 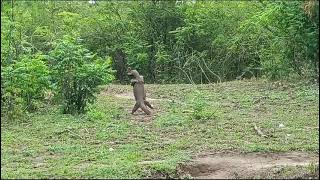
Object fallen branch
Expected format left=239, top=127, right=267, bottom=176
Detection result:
left=201, top=58, right=222, bottom=83
left=253, top=123, right=267, bottom=138
left=174, top=66, right=195, bottom=84
left=66, top=129, right=84, bottom=139
left=84, top=128, right=89, bottom=134
left=182, top=109, right=193, bottom=113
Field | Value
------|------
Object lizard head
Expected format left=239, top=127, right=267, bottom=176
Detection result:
left=127, top=67, right=140, bottom=78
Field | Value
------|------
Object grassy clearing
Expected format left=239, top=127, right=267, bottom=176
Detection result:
left=1, top=79, right=319, bottom=178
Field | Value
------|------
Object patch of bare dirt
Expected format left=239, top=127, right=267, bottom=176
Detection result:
left=74, top=161, right=93, bottom=171
left=114, top=92, right=162, bottom=102
left=74, top=161, right=112, bottom=173
left=176, top=152, right=319, bottom=179
left=30, top=152, right=61, bottom=169
left=129, top=112, right=156, bottom=124
left=32, top=156, right=47, bottom=168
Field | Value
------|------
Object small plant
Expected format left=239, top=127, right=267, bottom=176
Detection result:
left=188, top=90, right=216, bottom=122
left=85, top=104, right=105, bottom=121
left=306, top=162, right=319, bottom=179
left=48, top=35, right=114, bottom=114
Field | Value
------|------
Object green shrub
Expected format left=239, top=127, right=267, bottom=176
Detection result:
left=1, top=53, right=50, bottom=116
left=188, top=91, right=217, bottom=122
left=48, top=36, right=114, bottom=114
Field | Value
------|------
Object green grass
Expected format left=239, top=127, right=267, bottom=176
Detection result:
left=242, top=163, right=319, bottom=179
left=1, top=79, right=319, bottom=178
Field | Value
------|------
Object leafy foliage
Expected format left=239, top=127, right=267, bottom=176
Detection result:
left=1, top=54, right=50, bottom=116
left=0, top=1, right=319, bottom=117
left=48, top=36, right=114, bottom=114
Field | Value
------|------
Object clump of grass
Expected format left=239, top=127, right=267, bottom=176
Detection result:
left=244, top=163, right=319, bottom=179
left=86, top=104, right=106, bottom=122
left=187, top=90, right=218, bottom=122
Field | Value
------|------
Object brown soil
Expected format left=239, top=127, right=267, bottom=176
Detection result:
left=30, top=152, right=61, bottom=169
left=176, top=152, right=319, bottom=179
left=114, top=92, right=162, bottom=102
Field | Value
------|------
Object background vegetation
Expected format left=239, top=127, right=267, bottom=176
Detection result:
left=1, top=0, right=319, bottom=117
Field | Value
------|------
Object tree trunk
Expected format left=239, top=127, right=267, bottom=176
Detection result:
left=112, top=49, right=127, bottom=84
left=148, top=40, right=157, bottom=83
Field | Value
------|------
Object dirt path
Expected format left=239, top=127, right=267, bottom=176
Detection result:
left=114, top=92, right=162, bottom=102
left=177, top=152, right=319, bottom=179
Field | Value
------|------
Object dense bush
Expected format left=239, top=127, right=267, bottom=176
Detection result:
left=48, top=36, right=114, bottom=114
left=1, top=54, right=50, bottom=116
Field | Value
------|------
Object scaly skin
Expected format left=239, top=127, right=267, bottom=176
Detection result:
left=127, top=68, right=153, bottom=115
